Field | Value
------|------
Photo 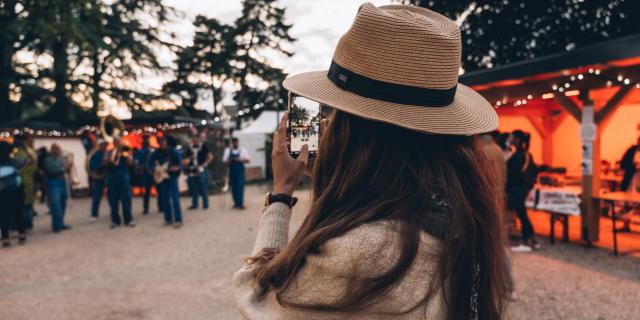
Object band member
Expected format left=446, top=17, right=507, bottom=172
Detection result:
left=149, top=135, right=183, bottom=227
left=88, top=140, right=108, bottom=220
left=135, top=136, right=156, bottom=214
left=223, top=138, right=250, bottom=209
left=0, top=141, right=26, bottom=247
left=104, top=138, right=135, bottom=228
left=42, top=144, right=71, bottom=233
left=12, top=134, right=37, bottom=229
left=186, top=138, right=213, bottom=210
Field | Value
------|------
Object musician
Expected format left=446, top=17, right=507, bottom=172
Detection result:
left=149, top=135, right=183, bottom=227
left=185, top=138, right=213, bottom=210
left=135, top=136, right=156, bottom=215
left=42, top=144, right=72, bottom=233
left=223, top=138, right=250, bottom=209
left=88, top=140, right=108, bottom=221
left=12, top=134, right=37, bottom=229
left=104, top=138, right=135, bottom=228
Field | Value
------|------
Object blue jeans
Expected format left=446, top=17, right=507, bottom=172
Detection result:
left=160, top=177, right=182, bottom=223
left=47, top=178, right=67, bottom=231
left=91, top=179, right=105, bottom=217
left=229, top=164, right=245, bottom=208
left=107, top=176, right=133, bottom=225
left=141, top=174, right=157, bottom=214
left=189, top=170, right=209, bottom=209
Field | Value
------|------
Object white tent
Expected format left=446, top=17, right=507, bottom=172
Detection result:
left=34, top=137, right=88, bottom=190
left=235, top=111, right=284, bottom=180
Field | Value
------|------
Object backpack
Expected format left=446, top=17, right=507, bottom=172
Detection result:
left=521, top=153, right=538, bottom=189
left=0, top=164, right=22, bottom=192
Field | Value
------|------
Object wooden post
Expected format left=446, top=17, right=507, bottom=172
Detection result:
left=579, top=91, right=600, bottom=243
left=527, top=111, right=567, bottom=166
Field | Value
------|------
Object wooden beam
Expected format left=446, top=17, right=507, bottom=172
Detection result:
left=554, top=94, right=582, bottom=121
left=526, top=116, right=549, bottom=137
left=594, top=85, right=634, bottom=124
left=546, top=111, right=568, bottom=133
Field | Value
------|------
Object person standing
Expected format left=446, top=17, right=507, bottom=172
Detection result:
left=224, top=138, right=250, bottom=209
left=506, top=130, right=539, bottom=251
left=187, top=138, right=213, bottom=210
left=88, top=140, right=108, bottom=221
left=42, top=144, right=71, bottom=233
left=12, top=134, right=37, bottom=229
left=35, top=146, right=48, bottom=205
left=135, top=136, right=155, bottom=214
left=183, top=146, right=199, bottom=210
left=104, top=138, right=135, bottom=228
left=620, top=137, right=640, bottom=191
left=0, top=141, right=27, bottom=247
left=149, top=135, right=183, bottom=227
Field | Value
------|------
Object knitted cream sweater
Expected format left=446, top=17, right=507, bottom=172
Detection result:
left=233, top=203, right=447, bottom=319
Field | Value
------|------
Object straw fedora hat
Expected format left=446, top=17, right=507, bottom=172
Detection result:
left=283, top=3, right=498, bottom=135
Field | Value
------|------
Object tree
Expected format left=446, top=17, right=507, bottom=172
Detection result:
left=85, top=0, right=177, bottom=115
left=0, top=0, right=22, bottom=122
left=397, top=0, right=640, bottom=72
left=6, top=0, right=177, bottom=123
left=164, top=15, right=233, bottom=118
left=228, top=0, right=295, bottom=125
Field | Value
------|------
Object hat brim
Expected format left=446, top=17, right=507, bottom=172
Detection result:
left=283, top=71, right=498, bottom=136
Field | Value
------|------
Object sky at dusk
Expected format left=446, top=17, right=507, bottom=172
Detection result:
left=163, top=0, right=392, bottom=75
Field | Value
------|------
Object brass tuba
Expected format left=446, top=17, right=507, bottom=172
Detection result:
left=100, top=115, right=125, bottom=144
left=99, top=115, right=126, bottom=164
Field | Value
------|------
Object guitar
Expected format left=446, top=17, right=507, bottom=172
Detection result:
left=153, top=161, right=170, bottom=184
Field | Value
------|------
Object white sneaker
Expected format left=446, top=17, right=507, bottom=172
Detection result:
left=89, top=217, right=97, bottom=222
left=511, top=244, right=533, bottom=253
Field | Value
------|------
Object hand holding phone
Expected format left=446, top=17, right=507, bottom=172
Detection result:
left=273, top=112, right=309, bottom=196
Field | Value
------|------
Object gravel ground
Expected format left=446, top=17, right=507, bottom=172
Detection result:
left=1, top=184, right=639, bottom=319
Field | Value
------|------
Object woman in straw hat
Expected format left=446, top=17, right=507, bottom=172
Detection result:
left=234, top=3, right=510, bottom=319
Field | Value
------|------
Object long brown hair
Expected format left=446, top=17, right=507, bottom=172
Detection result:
left=253, top=110, right=509, bottom=319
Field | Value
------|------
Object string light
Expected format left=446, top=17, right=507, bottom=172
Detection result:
left=0, top=119, right=221, bottom=139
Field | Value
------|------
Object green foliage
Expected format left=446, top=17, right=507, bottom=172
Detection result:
left=229, top=0, right=295, bottom=123
left=1, top=0, right=296, bottom=125
left=289, top=101, right=309, bottom=127
left=0, top=0, right=177, bottom=123
left=397, top=0, right=640, bottom=72
left=164, top=15, right=233, bottom=117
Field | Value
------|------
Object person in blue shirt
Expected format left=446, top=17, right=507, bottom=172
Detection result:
left=0, top=141, right=26, bottom=247
left=135, top=136, right=156, bottom=215
left=149, top=135, right=183, bottom=227
left=104, top=138, right=135, bottom=228
left=88, top=140, right=108, bottom=221
left=223, top=138, right=250, bottom=209
left=42, top=144, right=71, bottom=233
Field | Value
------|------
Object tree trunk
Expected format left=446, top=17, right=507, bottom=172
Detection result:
left=52, top=35, right=70, bottom=122
left=0, top=0, right=17, bottom=122
left=0, top=36, right=13, bottom=122
left=91, top=52, right=102, bottom=115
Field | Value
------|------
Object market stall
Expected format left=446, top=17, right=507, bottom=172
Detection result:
left=460, top=33, right=640, bottom=244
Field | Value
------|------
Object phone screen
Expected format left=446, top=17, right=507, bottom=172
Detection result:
left=288, top=95, right=320, bottom=157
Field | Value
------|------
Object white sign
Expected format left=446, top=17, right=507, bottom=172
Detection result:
left=526, top=187, right=582, bottom=216
left=580, top=123, right=596, bottom=141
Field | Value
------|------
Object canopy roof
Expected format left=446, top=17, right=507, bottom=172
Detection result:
left=460, top=33, right=640, bottom=106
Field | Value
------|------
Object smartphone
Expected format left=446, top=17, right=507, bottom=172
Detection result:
left=287, top=94, right=321, bottom=158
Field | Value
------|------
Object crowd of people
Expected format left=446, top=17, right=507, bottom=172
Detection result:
left=0, top=132, right=251, bottom=248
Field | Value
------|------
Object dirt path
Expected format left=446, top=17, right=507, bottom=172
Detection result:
left=1, top=185, right=638, bottom=319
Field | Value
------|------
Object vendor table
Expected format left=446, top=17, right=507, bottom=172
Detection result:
left=526, top=186, right=581, bottom=244
left=596, top=191, right=640, bottom=256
